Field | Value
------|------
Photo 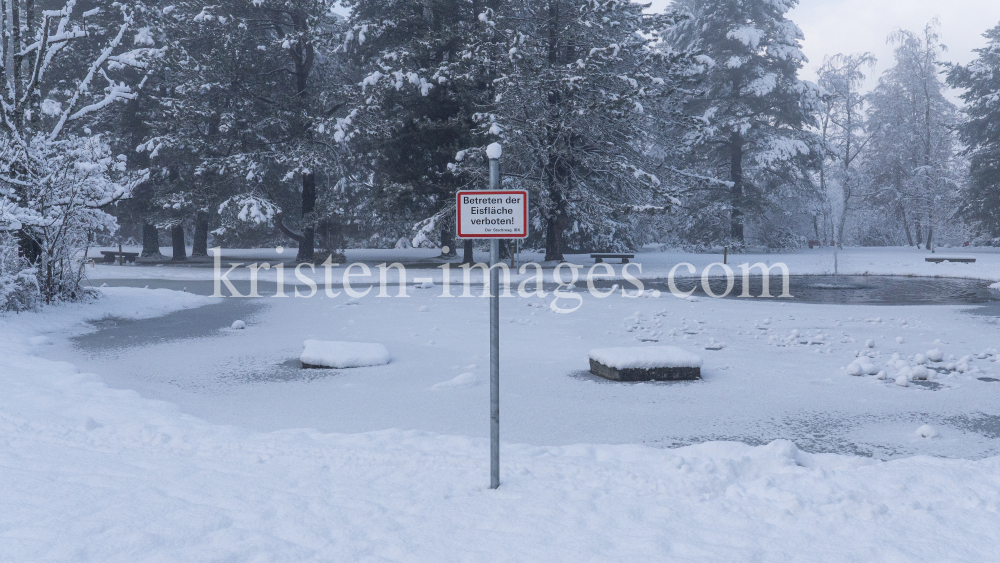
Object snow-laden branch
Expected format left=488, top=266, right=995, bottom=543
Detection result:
left=49, top=8, right=134, bottom=141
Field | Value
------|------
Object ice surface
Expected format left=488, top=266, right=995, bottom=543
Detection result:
left=300, top=340, right=391, bottom=368
left=589, top=346, right=703, bottom=369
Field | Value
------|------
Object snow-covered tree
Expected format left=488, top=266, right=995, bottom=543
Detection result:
left=341, top=0, right=491, bottom=261
left=0, top=1, right=158, bottom=305
left=483, top=2, right=705, bottom=259
left=865, top=23, right=962, bottom=248
left=666, top=0, right=823, bottom=245
left=817, top=53, right=876, bottom=247
left=140, top=0, right=349, bottom=262
left=948, top=21, right=1000, bottom=241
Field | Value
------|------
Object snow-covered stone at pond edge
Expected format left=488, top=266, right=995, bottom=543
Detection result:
left=589, top=346, right=702, bottom=381
left=231, top=320, right=246, bottom=330
left=300, top=340, right=391, bottom=369
left=916, top=424, right=939, bottom=438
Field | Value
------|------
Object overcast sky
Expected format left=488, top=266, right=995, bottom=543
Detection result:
left=646, top=0, right=1000, bottom=99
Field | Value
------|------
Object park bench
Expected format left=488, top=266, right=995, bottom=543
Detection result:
left=100, top=250, right=139, bottom=264
left=590, top=253, right=634, bottom=264
left=925, top=256, right=976, bottom=264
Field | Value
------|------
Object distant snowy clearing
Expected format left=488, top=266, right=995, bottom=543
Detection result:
left=3, top=288, right=1000, bottom=560
left=82, top=246, right=1000, bottom=286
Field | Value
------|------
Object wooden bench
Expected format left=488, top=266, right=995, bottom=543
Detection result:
left=591, top=253, right=634, bottom=264
left=100, top=250, right=139, bottom=264
left=925, top=256, right=976, bottom=264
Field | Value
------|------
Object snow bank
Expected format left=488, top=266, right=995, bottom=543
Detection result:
left=589, top=345, right=703, bottom=369
left=300, top=340, right=391, bottom=368
left=430, top=371, right=484, bottom=390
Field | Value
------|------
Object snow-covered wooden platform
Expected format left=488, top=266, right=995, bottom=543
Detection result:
left=589, top=346, right=702, bottom=381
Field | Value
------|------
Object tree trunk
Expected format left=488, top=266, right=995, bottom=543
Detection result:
left=192, top=213, right=209, bottom=257
left=925, top=225, right=934, bottom=250
left=729, top=132, right=745, bottom=243
left=462, top=240, right=474, bottom=264
left=542, top=151, right=568, bottom=262
left=141, top=223, right=161, bottom=257
left=544, top=209, right=566, bottom=262
left=441, top=227, right=455, bottom=257
left=899, top=204, right=914, bottom=246
left=915, top=219, right=923, bottom=246
left=542, top=1, right=567, bottom=263
left=297, top=173, right=316, bottom=262
left=171, top=224, right=187, bottom=261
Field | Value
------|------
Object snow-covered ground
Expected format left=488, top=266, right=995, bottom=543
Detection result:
left=5, top=248, right=1000, bottom=560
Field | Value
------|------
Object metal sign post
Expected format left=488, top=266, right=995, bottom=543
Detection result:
left=488, top=157, right=501, bottom=490
left=455, top=144, right=527, bottom=489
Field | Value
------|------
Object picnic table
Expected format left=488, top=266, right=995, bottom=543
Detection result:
left=100, top=250, right=139, bottom=264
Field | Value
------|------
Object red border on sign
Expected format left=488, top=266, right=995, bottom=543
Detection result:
left=456, top=190, right=529, bottom=238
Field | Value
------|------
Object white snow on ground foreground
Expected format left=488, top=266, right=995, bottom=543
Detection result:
left=4, top=288, right=1000, bottom=561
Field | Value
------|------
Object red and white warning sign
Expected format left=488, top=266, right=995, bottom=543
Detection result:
left=456, top=190, right=528, bottom=238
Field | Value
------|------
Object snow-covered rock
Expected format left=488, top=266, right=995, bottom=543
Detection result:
left=300, top=340, right=391, bottom=368
left=231, top=320, right=246, bottom=330
left=847, top=359, right=878, bottom=376
left=916, top=424, right=939, bottom=438
left=926, top=349, right=944, bottom=362
left=910, top=365, right=929, bottom=381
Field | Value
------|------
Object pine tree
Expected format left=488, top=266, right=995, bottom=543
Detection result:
left=666, top=0, right=823, bottom=245
left=140, top=0, right=349, bottom=262
left=342, top=0, right=488, bottom=257
left=948, top=21, right=1000, bottom=241
left=464, top=1, right=702, bottom=260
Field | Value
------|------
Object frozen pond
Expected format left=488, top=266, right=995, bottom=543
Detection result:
left=656, top=275, right=999, bottom=305
left=85, top=274, right=999, bottom=305
left=50, top=276, right=1000, bottom=462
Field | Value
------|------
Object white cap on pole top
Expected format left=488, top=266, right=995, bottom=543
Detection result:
left=486, top=142, right=502, bottom=160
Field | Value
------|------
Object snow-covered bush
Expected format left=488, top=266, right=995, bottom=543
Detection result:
left=0, top=2, right=156, bottom=304
left=0, top=232, right=40, bottom=312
